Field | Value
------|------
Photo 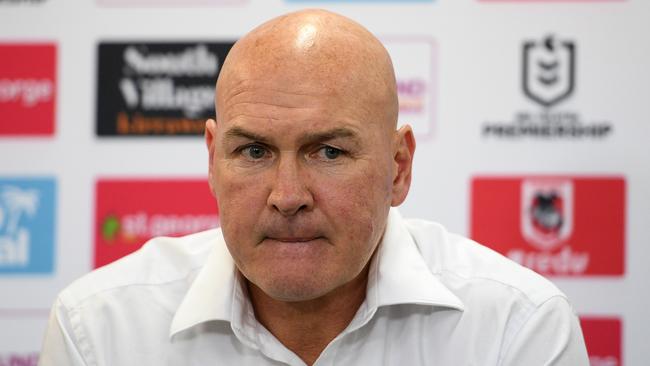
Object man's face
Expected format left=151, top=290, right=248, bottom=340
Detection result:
left=206, top=65, right=401, bottom=302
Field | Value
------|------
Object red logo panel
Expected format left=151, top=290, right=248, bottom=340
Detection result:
left=479, top=1, right=624, bottom=2
left=0, top=44, right=56, bottom=135
left=95, top=179, right=218, bottom=268
left=581, top=317, right=622, bottom=366
left=471, top=176, right=625, bottom=276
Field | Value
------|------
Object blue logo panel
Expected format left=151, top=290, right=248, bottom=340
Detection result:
left=0, top=178, right=56, bottom=274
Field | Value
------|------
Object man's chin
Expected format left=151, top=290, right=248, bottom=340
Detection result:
left=250, top=275, right=336, bottom=303
left=270, top=289, right=329, bottom=303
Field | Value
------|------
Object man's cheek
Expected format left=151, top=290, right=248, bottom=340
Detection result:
left=318, top=183, right=362, bottom=215
left=218, top=181, right=263, bottom=238
left=217, top=170, right=264, bottom=204
left=322, top=182, right=375, bottom=228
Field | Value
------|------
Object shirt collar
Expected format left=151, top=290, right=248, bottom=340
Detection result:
left=169, top=208, right=464, bottom=339
left=365, top=208, right=464, bottom=312
left=169, top=234, right=236, bottom=339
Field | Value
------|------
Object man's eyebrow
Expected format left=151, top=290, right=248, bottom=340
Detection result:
left=299, top=127, right=361, bottom=144
left=223, top=126, right=270, bottom=143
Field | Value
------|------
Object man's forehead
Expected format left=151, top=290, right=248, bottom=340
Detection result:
left=218, top=54, right=355, bottom=108
left=216, top=74, right=392, bottom=144
left=220, top=77, right=336, bottom=107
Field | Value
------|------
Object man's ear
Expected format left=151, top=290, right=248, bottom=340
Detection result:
left=391, top=125, right=416, bottom=206
left=205, top=119, right=218, bottom=196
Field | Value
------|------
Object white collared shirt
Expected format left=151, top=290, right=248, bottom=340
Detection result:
left=39, top=209, right=588, bottom=365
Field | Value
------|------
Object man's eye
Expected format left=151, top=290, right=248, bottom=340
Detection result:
left=319, top=146, right=342, bottom=160
left=241, top=145, right=268, bottom=159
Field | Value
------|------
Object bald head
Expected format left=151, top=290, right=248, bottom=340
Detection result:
left=216, top=9, right=398, bottom=129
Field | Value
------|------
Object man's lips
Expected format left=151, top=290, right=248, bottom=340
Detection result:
left=265, top=236, right=322, bottom=243
left=259, top=236, right=329, bottom=257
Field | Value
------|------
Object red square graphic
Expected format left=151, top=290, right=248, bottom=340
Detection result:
left=471, top=176, right=625, bottom=276
left=95, top=179, right=218, bottom=268
left=581, top=317, right=622, bottom=366
left=0, top=44, right=56, bottom=136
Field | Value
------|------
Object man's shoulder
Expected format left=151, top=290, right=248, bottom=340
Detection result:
left=402, top=217, right=565, bottom=307
left=57, top=228, right=223, bottom=308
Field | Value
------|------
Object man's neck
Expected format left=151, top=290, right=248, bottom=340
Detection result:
left=247, top=265, right=370, bottom=366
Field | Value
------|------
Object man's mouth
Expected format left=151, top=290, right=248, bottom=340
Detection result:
left=266, top=236, right=322, bottom=243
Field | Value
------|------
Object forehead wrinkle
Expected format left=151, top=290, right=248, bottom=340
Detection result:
left=218, top=79, right=332, bottom=124
left=220, top=85, right=370, bottom=130
left=222, top=102, right=327, bottom=130
left=223, top=101, right=314, bottom=123
left=224, top=86, right=326, bottom=110
left=225, top=77, right=334, bottom=99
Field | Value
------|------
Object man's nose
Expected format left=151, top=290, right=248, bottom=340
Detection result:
left=267, top=155, right=314, bottom=216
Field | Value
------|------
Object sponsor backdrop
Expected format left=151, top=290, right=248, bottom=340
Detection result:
left=0, top=0, right=648, bottom=365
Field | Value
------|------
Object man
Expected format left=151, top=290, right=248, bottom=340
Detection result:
left=40, top=9, right=588, bottom=366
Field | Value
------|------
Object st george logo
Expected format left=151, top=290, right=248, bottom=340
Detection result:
left=522, top=35, right=575, bottom=108
left=521, top=179, right=573, bottom=251
left=471, top=176, right=624, bottom=276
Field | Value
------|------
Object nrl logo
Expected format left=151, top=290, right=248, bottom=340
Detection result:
left=522, top=35, right=575, bottom=108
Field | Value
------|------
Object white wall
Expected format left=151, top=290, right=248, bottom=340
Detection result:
left=0, top=0, right=648, bottom=364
